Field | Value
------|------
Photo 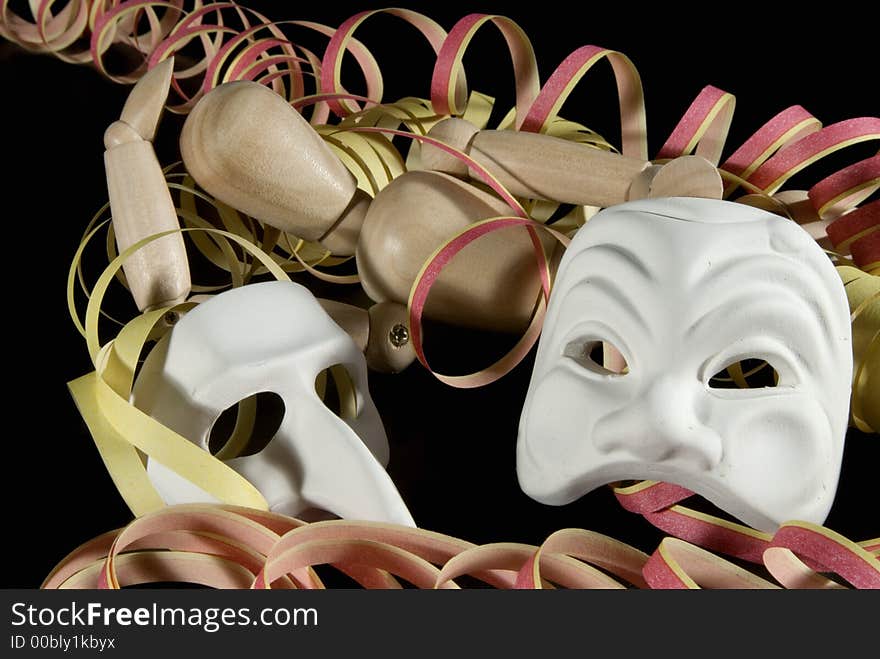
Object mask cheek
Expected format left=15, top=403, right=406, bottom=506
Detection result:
left=517, top=365, right=622, bottom=504
left=716, top=393, right=839, bottom=526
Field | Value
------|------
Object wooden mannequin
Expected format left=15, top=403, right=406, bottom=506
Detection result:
left=178, top=81, right=723, bottom=334
left=112, top=77, right=724, bottom=368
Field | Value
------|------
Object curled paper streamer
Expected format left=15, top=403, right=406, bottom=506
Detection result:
left=828, top=199, right=880, bottom=274
left=42, top=504, right=880, bottom=589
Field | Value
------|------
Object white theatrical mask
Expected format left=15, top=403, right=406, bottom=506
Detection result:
left=132, top=281, right=415, bottom=526
left=518, top=197, right=852, bottom=532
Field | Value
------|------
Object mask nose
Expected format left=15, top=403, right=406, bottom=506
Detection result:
left=228, top=391, right=415, bottom=527
left=593, top=375, right=722, bottom=471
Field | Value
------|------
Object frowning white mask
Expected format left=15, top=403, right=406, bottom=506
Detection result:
left=132, top=281, right=415, bottom=526
left=518, top=198, right=852, bottom=532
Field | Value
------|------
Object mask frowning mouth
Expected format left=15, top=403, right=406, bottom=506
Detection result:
left=517, top=197, right=853, bottom=533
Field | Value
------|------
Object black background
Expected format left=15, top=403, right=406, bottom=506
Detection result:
left=2, top=1, right=878, bottom=588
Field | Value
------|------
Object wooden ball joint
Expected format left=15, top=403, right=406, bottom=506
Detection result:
left=317, top=299, right=416, bottom=374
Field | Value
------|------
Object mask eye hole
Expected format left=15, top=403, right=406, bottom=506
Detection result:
left=208, top=392, right=286, bottom=459
left=563, top=339, right=629, bottom=376
left=315, top=364, right=359, bottom=420
left=708, top=358, right=779, bottom=389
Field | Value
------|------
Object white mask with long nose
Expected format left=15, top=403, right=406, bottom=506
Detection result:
left=132, top=280, right=415, bottom=526
left=517, top=197, right=852, bottom=532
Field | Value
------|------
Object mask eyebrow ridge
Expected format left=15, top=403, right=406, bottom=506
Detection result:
left=686, top=254, right=842, bottom=345
left=685, top=286, right=835, bottom=365
left=560, top=274, right=651, bottom=336
left=563, top=242, right=654, bottom=282
left=556, top=243, right=657, bottom=339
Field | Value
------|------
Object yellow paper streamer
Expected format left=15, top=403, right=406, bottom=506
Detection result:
left=838, top=265, right=880, bottom=433
left=69, top=227, right=294, bottom=516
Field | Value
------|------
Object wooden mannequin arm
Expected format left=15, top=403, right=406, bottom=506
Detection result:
left=104, top=58, right=191, bottom=311
left=420, top=118, right=652, bottom=207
